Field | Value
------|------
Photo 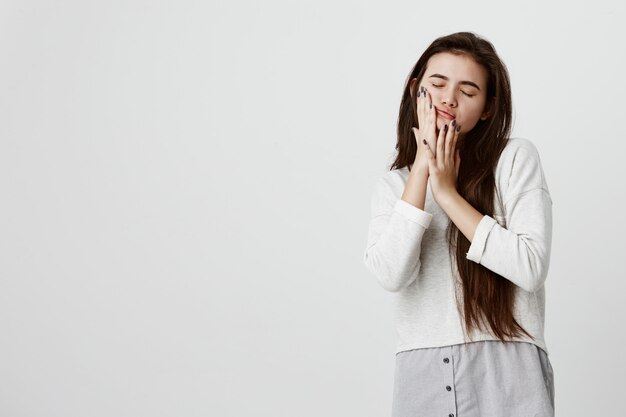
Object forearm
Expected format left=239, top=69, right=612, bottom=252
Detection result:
left=363, top=174, right=434, bottom=292
left=401, top=164, right=429, bottom=210
left=461, top=189, right=553, bottom=293
left=438, top=191, right=484, bottom=243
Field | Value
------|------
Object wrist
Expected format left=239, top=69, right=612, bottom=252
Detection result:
left=410, top=163, right=429, bottom=178
left=438, top=189, right=460, bottom=208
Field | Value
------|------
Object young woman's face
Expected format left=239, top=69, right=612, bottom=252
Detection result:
left=411, top=52, right=493, bottom=141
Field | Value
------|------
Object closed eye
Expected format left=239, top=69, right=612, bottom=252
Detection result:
left=430, top=83, right=475, bottom=98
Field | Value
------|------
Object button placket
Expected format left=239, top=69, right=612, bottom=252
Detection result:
left=441, top=345, right=457, bottom=417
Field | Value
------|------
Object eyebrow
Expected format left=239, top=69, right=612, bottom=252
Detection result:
left=428, top=73, right=481, bottom=91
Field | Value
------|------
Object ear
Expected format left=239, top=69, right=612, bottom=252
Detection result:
left=480, top=96, right=496, bottom=120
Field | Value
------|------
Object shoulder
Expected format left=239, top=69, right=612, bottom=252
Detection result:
left=495, top=137, right=551, bottom=204
left=367, top=167, right=410, bottom=210
left=498, top=137, right=542, bottom=165
left=375, top=167, right=410, bottom=199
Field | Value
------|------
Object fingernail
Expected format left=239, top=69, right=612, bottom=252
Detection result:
left=417, top=90, right=420, bottom=97
left=456, top=125, right=461, bottom=132
left=420, top=85, right=424, bottom=92
left=422, top=139, right=427, bottom=145
left=443, top=124, right=448, bottom=132
left=451, top=120, right=456, bottom=127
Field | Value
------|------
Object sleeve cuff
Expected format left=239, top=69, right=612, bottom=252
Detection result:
left=466, top=215, right=498, bottom=263
left=393, top=199, right=433, bottom=229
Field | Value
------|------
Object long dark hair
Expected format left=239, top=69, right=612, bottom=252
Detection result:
left=391, top=31, right=534, bottom=343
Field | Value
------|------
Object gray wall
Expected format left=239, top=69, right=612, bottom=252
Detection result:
left=1, top=0, right=624, bottom=416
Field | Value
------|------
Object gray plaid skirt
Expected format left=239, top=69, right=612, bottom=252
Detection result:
left=391, top=340, right=555, bottom=417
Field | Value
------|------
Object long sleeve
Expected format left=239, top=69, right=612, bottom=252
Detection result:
left=465, top=141, right=553, bottom=293
left=363, top=176, right=433, bottom=292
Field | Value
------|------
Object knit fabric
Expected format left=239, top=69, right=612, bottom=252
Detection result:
left=363, top=137, right=553, bottom=355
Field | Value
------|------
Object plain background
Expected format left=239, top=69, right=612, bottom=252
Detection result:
left=1, top=0, right=625, bottom=416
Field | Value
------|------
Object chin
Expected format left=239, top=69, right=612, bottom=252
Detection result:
left=434, top=122, right=446, bottom=133
left=437, top=119, right=459, bottom=131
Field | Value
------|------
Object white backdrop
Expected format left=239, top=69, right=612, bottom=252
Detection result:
left=1, top=0, right=625, bottom=416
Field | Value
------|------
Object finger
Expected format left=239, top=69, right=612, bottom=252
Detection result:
left=446, top=119, right=459, bottom=166
left=413, top=83, right=423, bottom=131
left=443, top=121, right=453, bottom=164
left=426, top=89, right=437, bottom=153
left=437, top=122, right=447, bottom=168
left=410, top=80, right=425, bottom=132
left=415, top=82, right=424, bottom=123
left=450, top=120, right=460, bottom=157
left=418, top=85, right=426, bottom=131
left=425, top=140, right=437, bottom=173
left=421, top=138, right=435, bottom=162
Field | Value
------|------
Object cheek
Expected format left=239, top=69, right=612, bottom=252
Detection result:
left=458, top=104, right=482, bottom=124
left=469, top=100, right=488, bottom=119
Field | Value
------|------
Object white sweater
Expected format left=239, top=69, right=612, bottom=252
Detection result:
left=363, top=137, right=553, bottom=355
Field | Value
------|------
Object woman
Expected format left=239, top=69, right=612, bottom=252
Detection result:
left=363, top=32, right=555, bottom=416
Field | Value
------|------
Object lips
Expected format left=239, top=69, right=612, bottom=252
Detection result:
left=436, top=108, right=455, bottom=120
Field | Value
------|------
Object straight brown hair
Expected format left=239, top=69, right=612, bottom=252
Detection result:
left=391, top=31, right=534, bottom=343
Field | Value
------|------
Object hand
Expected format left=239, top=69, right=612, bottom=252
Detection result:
left=421, top=119, right=462, bottom=205
left=410, top=83, right=438, bottom=174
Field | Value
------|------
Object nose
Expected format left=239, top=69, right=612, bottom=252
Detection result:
left=441, top=87, right=458, bottom=108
